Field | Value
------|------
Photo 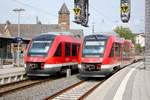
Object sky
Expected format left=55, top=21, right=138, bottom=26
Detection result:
left=0, top=0, right=145, bottom=36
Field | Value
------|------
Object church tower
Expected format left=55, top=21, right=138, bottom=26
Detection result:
left=58, top=3, right=70, bottom=30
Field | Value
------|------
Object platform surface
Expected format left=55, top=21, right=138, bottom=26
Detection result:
left=0, top=65, right=25, bottom=78
left=86, top=61, right=150, bottom=100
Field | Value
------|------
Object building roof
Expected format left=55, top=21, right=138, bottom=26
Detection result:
left=58, top=3, right=70, bottom=14
left=0, top=23, right=83, bottom=39
left=134, top=33, right=145, bottom=37
left=0, top=3, right=83, bottom=40
left=0, top=24, right=61, bottom=39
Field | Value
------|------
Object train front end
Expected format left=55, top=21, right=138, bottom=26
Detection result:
left=78, top=35, right=111, bottom=77
left=24, top=34, right=57, bottom=77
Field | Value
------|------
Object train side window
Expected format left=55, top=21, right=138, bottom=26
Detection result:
left=65, top=43, right=70, bottom=56
left=54, top=43, right=62, bottom=57
left=72, top=44, right=77, bottom=56
left=115, top=43, right=120, bottom=57
left=109, top=44, right=114, bottom=57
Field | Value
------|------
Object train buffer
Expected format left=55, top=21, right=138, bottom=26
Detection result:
left=85, top=61, right=150, bottom=100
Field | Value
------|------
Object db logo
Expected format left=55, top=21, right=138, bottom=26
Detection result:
left=66, top=58, right=69, bottom=61
left=30, top=57, right=38, bottom=62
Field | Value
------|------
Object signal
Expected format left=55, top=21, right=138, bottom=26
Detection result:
left=120, top=0, right=131, bottom=23
left=73, top=0, right=89, bottom=27
left=73, top=7, right=81, bottom=15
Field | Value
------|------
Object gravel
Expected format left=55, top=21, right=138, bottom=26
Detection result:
left=0, top=74, right=81, bottom=100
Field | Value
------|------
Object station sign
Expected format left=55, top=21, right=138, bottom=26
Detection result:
left=121, top=5, right=128, bottom=13
left=120, top=0, right=131, bottom=23
left=73, top=7, right=81, bottom=16
left=14, top=37, right=23, bottom=43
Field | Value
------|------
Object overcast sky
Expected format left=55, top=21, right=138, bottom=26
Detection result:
left=0, top=0, right=145, bottom=35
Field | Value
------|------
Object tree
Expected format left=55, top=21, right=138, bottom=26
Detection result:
left=114, top=26, right=134, bottom=43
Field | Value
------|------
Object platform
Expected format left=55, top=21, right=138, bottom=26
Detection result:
left=0, top=65, right=26, bottom=85
left=86, top=61, right=150, bottom=100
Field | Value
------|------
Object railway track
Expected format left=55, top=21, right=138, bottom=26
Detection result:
left=0, top=71, right=79, bottom=97
left=0, top=78, right=52, bottom=97
left=45, top=79, right=105, bottom=100
left=44, top=61, right=142, bottom=100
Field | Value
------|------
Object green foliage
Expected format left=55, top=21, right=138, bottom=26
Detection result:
left=114, top=26, right=134, bottom=42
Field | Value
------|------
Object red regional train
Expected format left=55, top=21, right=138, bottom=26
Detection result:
left=24, top=33, right=81, bottom=76
left=78, top=34, right=135, bottom=77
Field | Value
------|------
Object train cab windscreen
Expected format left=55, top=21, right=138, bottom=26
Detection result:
left=82, top=35, right=108, bottom=57
left=28, top=40, right=52, bottom=57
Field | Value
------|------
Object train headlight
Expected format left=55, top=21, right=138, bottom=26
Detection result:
left=78, top=64, right=82, bottom=69
left=41, top=62, right=45, bottom=70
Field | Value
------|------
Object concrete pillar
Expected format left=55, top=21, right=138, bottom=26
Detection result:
left=145, top=0, right=150, bottom=70
left=66, top=69, right=71, bottom=78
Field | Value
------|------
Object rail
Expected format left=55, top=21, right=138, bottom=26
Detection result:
left=45, top=79, right=105, bottom=100
left=0, top=78, right=53, bottom=96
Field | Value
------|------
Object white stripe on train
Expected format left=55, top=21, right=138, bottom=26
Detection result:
left=44, top=62, right=78, bottom=69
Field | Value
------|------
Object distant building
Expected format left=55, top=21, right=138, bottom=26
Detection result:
left=0, top=3, right=83, bottom=64
left=134, top=33, right=145, bottom=47
left=0, top=3, right=83, bottom=39
left=58, top=3, right=70, bottom=30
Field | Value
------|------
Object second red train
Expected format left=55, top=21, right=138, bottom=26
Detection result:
left=78, top=33, right=135, bottom=77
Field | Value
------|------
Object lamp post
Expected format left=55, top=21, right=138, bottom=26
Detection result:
left=92, top=22, right=95, bottom=34
left=13, top=8, right=25, bottom=66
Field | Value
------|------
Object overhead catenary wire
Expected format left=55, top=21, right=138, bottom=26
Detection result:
left=90, top=5, right=114, bottom=23
left=12, top=0, right=58, bottom=18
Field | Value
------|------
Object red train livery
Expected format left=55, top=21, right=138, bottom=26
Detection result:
left=78, top=34, right=135, bottom=77
left=24, top=33, right=81, bottom=76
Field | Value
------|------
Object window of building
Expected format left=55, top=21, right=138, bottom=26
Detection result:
left=72, top=44, right=77, bottom=56
left=65, top=43, right=70, bottom=56
left=54, top=43, right=62, bottom=57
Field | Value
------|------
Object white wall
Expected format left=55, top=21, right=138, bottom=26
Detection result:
left=135, top=34, right=145, bottom=47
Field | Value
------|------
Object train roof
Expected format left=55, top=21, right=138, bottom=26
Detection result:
left=32, top=32, right=81, bottom=41
left=85, top=32, right=120, bottom=37
left=84, top=34, right=109, bottom=39
left=84, top=33, right=125, bottom=43
left=32, top=34, right=56, bottom=41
